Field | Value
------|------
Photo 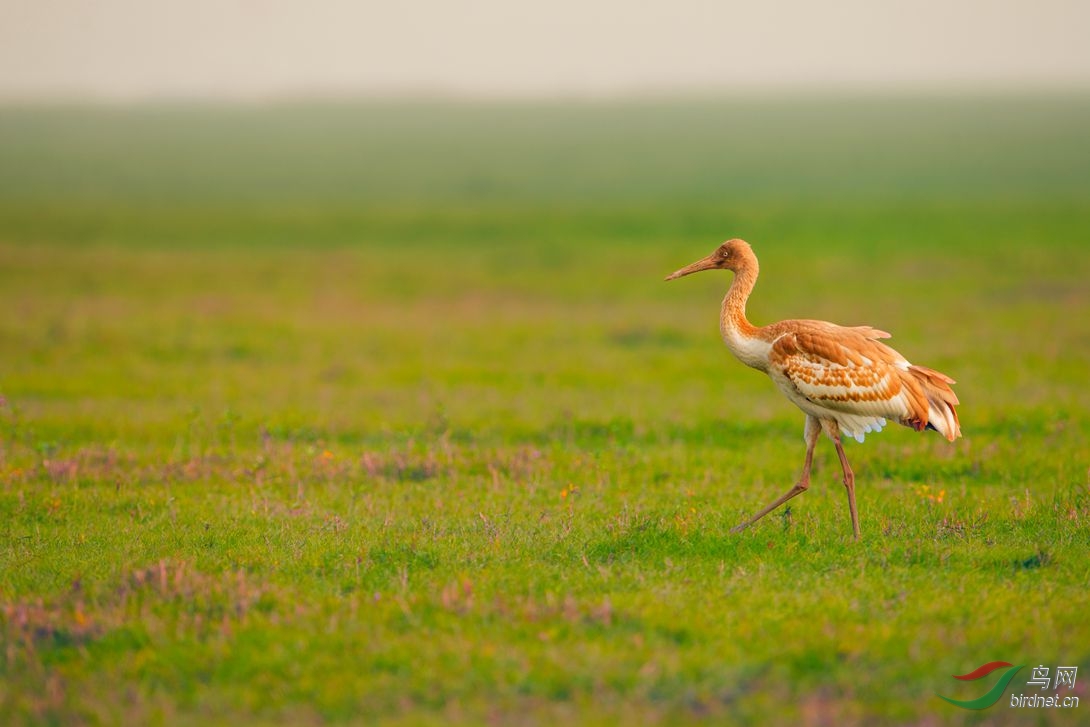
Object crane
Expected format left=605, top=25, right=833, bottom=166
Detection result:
left=666, top=239, right=961, bottom=540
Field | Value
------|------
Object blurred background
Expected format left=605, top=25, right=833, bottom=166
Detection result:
left=4, top=0, right=1090, bottom=98
left=2, top=0, right=1089, bottom=439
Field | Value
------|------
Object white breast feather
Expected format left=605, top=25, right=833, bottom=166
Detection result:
left=721, top=327, right=773, bottom=371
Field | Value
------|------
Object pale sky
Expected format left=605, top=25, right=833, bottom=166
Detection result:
left=2, top=0, right=1089, bottom=99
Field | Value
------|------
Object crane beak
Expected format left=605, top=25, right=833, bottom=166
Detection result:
left=665, top=254, right=717, bottom=281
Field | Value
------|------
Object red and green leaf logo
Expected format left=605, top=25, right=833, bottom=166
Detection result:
left=938, top=661, right=1024, bottom=709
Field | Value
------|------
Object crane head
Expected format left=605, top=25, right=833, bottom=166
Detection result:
left=665, top=238, right=753, bottom=280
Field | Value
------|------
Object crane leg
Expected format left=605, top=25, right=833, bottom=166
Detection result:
left=832, top=435, right=861, bottom=541
left=730, top=416, right=821, bottom=534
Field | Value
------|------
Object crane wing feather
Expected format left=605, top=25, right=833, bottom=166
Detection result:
left=767, top=322, right=919, bottom=440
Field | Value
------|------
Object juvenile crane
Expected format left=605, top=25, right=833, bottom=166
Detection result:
left=666, top=239, right=960, bottom=540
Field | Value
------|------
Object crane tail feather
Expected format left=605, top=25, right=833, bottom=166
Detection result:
left=900, top=365, right=961, bottom=441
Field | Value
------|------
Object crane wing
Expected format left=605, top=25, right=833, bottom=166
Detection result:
left=766, top=323, right=926, bottom=441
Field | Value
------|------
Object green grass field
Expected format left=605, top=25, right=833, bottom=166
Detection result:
left=2, top=95, right=1089, bottom=725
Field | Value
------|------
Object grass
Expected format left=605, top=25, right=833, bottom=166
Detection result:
left=1, top=94, right=1090, bottom=725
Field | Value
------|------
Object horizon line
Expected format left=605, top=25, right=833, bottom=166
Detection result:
left=3, top=81, right=1090, bottom=107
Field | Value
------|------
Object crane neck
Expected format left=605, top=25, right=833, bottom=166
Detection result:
left=720, top=260, right=762, bottom=344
